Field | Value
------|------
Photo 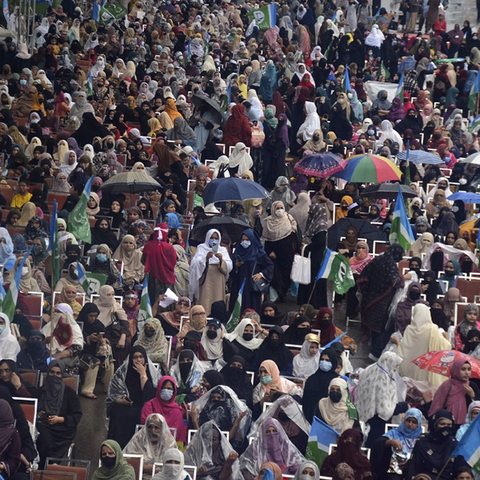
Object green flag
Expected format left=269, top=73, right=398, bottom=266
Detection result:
left=99, top=2, right=127, bottom=24
left=306, top=417, right=339, bottom=470
left=316, top=249, right=355, bottom=295
left=68, top=177, right=92, bottom=243
left=246, top=4, right=277, bottom=30
left=225, top=279, right=245, bottom=333
left=376, top=61, right=390, bottom=80
left=138, top=274, right=152, bottom=333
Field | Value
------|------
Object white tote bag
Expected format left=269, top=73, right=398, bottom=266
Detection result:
left=290, top=245, right=311, bottom=285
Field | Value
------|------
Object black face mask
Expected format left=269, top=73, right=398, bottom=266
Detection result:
left=184, top=341, right=195, bottom=350
left=269, top=338, right=281, bottom=348
left=206, top=330, right=217, bottom=340
left=409, top=290, right=421, bottom=301
left=329, top=391, right=342, bottom=403
left=144, top=330, right=155, bottom=338
left=242, top=333, right=253, bottom=342
left=101, top=456, right=116, bottom=469
left=468, top=340, right=480, bottom=351
left=277, top=411, right=289, bottom=422
left=179, top=362, right=192, bottom=379
left=297, top=327, right=311, bottom=336
left=321, top=320, right=331, bottom=329
left=228, top=366, right=242, bottom=381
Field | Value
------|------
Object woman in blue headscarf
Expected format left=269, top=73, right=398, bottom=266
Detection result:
left=371, top=408, right=423, bottom=479
left=259, top=61, right=278, bottom=104
left=0, top=228, right=16, bottom=271
left=229, top=228, right=274, bottom=313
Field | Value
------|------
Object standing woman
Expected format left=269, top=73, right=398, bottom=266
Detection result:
left=229, top=228, right=274, bottom=314
left=35, top=360, right=82, bottom=467
left=189, top=229, right=233, bottom=315
left=106, top=345, right=158, bottom=448
left=262, top=201, right=298, bottom=303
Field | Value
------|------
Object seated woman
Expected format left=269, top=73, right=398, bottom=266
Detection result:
left=283, top=315, right=312, bottom=346
left=152, top=448, right=192, bottom=480
left=87, top=244, right=122, bottom=291
left=293, top=333, right=321, bottom=378
left=316, top=378, right=360, bottom=434
left=123, top=413, right=177, bottom=476
left=239, top=417, right=305, bottom=479
left=113, top=235, right=145, bottom=291
left=253, top=327, right=293, bottom=376
left=41, top=303, right=84, bottom=376
left=56, top=284, right=83, bottom=319
left=406, top=410, right=467, bottom=480
left=134, top=318, right=169, bottom=374
left=106, top=346, right=159, bottom=449
left=259, top=301, right=286, bottom=326
left=78, top=303, right=114, bottom=400
left=311, top=308, right=357, bottom=353
left=219, top=356, right=254, bottom=409
left=141, top=376, right=187, bottom=445
left=0, top=399, right=22, bottom=479
left=321, top=429, right=372, bottom=479
left=169, top=350, right=207, bottom=404
left=225, top=319, right=265, bottom=371
left=0, top=314, right=21, bottom=362
left=35, top=360, right=82, bottom=467
left=255, top=463, right=283, bottom=480
left=456, top=401, right=480, bottom=441
left=455, top=303, right=480, bottom=352
left=371, top=408, right=423, bottom=479
left=201, top=318, right=238, bottom=367
left=16, top=330, right=50, bottom=373
left=249, top=395, right=310, bottom=454
left=253, top=361, right=302, bottom=417
left=157, top=297, right=191, bottom=337
left=0, top=360, right=34, bottom=397
left=184, top=421, right=241, bottom=480
left=428, top=358, right=480, bottom=425
left=190, top=386, right=251, bottom=451
left=92, top=440, right=136, bottom=480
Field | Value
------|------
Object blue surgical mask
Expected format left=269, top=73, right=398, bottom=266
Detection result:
left=96, top=254, right=107, bottom=262
left=0, top=325, right=5, bottom=335
left=240, top=240, right=251, bottom=248
left=160, top=389, right=174, bottom=401
left=208, top=239, right=219, bottom=247
left=20, top=79, right=27, bottom=86
left=319, top=360, right=332, bottom=372
left=261, top=375, right=272, bottom=385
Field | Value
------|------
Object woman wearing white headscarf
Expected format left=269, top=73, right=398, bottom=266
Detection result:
left=113, top=59, right=127, bottom=78
left=427, top=176, right=454, bottom=200
left=0, top=228, right=16, bottom=271
left=247, top=89, right=263, bottom=121
left=90, top=56, right=105, bottom=78
left=376, top=119, right=404, bottom=150
left=289, top=192, right=311, bottom=233
left=189, top=229, right=232, bottom=315
left=152, top=448, right=191, bottom=480
left=365, top=24, right=384, bottom=49
left=297, top=102, right=320, bottom=143
left=0, top=313, right=20, bottom=360
left=228, top=142, right=253, bottom=176
left=59, top=150, right=78, bottom=176
left=293, top=333, right=321, bottom=378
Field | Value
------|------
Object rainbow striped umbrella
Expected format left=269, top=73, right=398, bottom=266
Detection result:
left=333, top=154, right=402, bottom=183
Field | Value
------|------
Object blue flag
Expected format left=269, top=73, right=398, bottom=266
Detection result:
left=92, top=1, right=99, bottom=21
left=344, top=64, right=350, bottom=92
left=453, top=413, right=480, bottom=473
left=397, top=72, right=404, bottom=102
left=3, top=0, right=8, bottom=21
left=306, top=417, right=339, bottom=469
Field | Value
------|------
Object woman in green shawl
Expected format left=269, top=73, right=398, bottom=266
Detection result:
left=92, top=440, right=135, bottom=480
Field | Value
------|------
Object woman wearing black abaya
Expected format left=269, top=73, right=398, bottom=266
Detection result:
left=303, top=348, right=339, bottom=423
left=219, top=356, right=254, bottom=409
left=329, top=104, right=353, bottom=141
left=35, top=360, right=82, bottom=467
left=253, top=326, right=293, bottom=376
left=86, top=218, right=119, bottom=253
left=106, top=346, right=158, bottom=449
left=201, top=141, right=224, bottom=161
left=394, top=109, right=424, bottom=138
left=72, top=112, right=112, bottom=147
left=283, top=315, right=312, bottom=346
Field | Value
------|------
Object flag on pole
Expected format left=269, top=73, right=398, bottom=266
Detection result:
left=75, top=262, right=107, bottom=296
left=92, top=1, right=99, bottom=21
left=3, top=0, right=9, bottom=22
left=316, top=249, right=355, bottom=294
left=376, top=61, right=390, bottom=80
left=246, top=4, right=277, bottom=30
left=396, top=72, right=404, bottom=103
left=0, top=281, right=6, bottom=314
left=49, top=200, right=60, bottom=288
left=469, top=113, right=480, bottom=133
left=405, top=140, right=411, bottom=186
left=225, top=278, right=246, bottom=333
left=98, top=2, right=127, bottom=24
left=344, top=64, right=350, bottom=92
left=187, top=38, right=191, bottom=60
left=85, top=71, right=94, bottom=98
left=0, top=248, right=33, bottom=322
left=452, top=413, right=480, bottom=473
left=305, top=417, right=339, bottom=469
left=468, top=71, right=480, bottom=114
left=138, top=274, right=152, bottom=333
left=390, top=186, right=415, bottom=250
left=68, top=177, right=93, bottom=243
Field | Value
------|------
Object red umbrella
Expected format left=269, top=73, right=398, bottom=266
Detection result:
left=412, top=350, right=480, bottom=379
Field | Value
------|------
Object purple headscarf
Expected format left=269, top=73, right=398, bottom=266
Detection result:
left=67, top=137, right=83, bottom=158
left=387, top=97, right=405, bottom=123
left=277, top=114, right=289, bottom=149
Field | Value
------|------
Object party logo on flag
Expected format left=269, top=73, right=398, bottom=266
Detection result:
left=316, top=249, right=355, bottom=294
left=246, top=4, right=276, bottom=30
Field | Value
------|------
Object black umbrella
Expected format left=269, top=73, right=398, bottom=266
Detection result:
left=327, top=218, right=388, bottom=251
left=190, top=216, right=250, bottom=243
left=100, top=171, right=164, bottom=194
left=191, top=92, right=227, bottom=127
left=360, top=183, right=417, bottom=200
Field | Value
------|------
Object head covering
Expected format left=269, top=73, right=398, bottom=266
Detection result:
left=95, top=285, right=127, bottom=327
left=262, top=201, right=297, bottom=242
left=155, top=448, right=189, bottom=480
left=92, top=440, right=135, bottom=480
left=39, top=360, right=66, bottom=416
left=293, top=335, right=321, bottom=378
left=134, top=318, right=168, bottom=365
left=384, top=407, right=423, bottom=456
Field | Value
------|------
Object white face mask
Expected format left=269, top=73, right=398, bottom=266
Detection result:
left=275, top=209, right=285, bottom=217
left=163, top=464, right=182, bottom=477
left=459, top=178, right=467, bottom=185
left=22, top=267, right=28, bottom=276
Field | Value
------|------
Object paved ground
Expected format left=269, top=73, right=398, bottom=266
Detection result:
left=73, top=293, right=370, bottom=475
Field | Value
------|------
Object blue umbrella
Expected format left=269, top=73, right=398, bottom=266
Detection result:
left=396, top=150, right=443, bottom=164
left=202, top=177, right=270, bottom=204
left=448, top=191, right=480, bottom=203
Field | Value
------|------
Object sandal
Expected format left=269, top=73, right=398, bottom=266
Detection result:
left=81, top=392, right=97, bottom=400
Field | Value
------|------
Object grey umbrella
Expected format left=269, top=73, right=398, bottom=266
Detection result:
left=191, top=92, right=227, bottom=127
left=100, top=171, right=164, bottom=194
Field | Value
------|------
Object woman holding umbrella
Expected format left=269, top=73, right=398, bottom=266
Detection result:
left=229, top=228, right=274, bottom=314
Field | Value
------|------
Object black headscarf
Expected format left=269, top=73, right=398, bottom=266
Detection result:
left=126, top=345, right=152, bottom=405
left=16, top=330, right=49, bottom=373
left=202, top=370, right=224, bottom=389
left=303, top=348, right=339, bottom=423
left=90, top=218, right=118, bottom=252
left=260, top=301, right=286, bottom=326
left=220, top=356, right=253, bottom=407
left=201, top=141, right=223, bottom=161
left=78, top=303, right=103, bottom=336
left=283, top=315, right=312, bottom=345
left=72, top=112, right=112, bottom=147
left=40, top=360, right=66, bottom=416
left=254, top=326, right=293, bottom=373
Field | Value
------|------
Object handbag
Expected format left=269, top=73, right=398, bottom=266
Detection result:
left=251, top=124, right=265, bottom=148
left=250, top=260, right=269, bottom=294
left=290, top=245, right=311, bottom=285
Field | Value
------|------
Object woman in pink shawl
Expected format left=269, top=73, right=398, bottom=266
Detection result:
left=428, top=358, right=479, bottom=425
left=140, top=375, right=186, bottom=444
left=297, top=25, right=311, bottom=56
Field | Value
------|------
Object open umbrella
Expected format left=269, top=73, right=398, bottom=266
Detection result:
left=448, top=191, right=480, bottom=203
left=190, top=216, right=250, bottom=243
left=327, top=218, right=388, bottom=251
left=412, top=350, right=480, bottom=379
left=294, top=152, right=347, bottom=178
left=360, top=183, right=417, bottom=199
left=202, top=177, right=269, bottom=205
left=333, top=154, right=402, bottom=183
left=435, top=58, right=466, bottom=64
left=396, top=150, right=443, bottom=165
left=191, top=92, right=227, bottom=127
left=463, top=152, right=480, bottom=165
left=100, top=171, right=163, bottom=194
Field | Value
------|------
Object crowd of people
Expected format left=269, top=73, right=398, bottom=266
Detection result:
left=1, top=0, right=480, bottom=479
